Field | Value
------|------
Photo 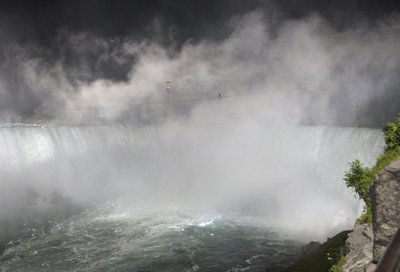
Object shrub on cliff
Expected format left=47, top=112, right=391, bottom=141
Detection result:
left=344, top=117, right=400, bottom=223
left=383, top=118, right=400, bottom=150
left=344, top=160, right=373, bottom=222
left=344, top=160, right=372, bottom=206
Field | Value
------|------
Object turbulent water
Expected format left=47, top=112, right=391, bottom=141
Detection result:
left=0, top=123, right=385, bottom=271
left=0, top=201, right=302, bottom=272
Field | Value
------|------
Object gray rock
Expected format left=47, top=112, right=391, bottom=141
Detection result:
left=343, top=222, right=373, bottom=272
left=365, top=263, right=376, bottom=272
left=371, top=159, right=400, bottom=263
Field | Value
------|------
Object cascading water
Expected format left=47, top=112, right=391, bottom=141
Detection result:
left=0, top=123, right=384, bottom=271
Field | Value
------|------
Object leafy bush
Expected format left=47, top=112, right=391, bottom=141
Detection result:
left=344, top=160, right=373, bottom=223
left=383, top=118, right=400, bottom=150
left=344, top=160, right=372, bottom=206
left=344, top=117, right=400, bottom=223
left=345, top=147, right=400, bottom=223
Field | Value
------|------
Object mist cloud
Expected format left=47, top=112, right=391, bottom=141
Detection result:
left=1, top=11, right=399, bottom=126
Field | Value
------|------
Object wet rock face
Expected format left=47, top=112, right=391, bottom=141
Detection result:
left=371, top=159, right=400, bottom=263
left=343, top=222, right=373, bottom=272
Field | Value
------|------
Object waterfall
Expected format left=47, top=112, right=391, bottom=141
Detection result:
left=0, top=123, right=384, bottom=239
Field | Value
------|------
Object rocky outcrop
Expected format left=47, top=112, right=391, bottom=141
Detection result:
left=371, top=159, right=400, bottom=263
left=284, top=231, right=350, bottom=272
left=343, top=222, right=374, bottom=272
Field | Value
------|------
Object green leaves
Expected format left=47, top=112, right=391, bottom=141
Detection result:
left=328, top=249, right=346, bottom=272
left=343, top=117, right=400, bottom=223
left=344, top=160, right=372, bottom=204
left=383, top=118, right=400, bottom=150
left=344, top=160, right=374, bottom=223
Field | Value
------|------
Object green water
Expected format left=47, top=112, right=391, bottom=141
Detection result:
left=0, top=202, right=300, bottom=272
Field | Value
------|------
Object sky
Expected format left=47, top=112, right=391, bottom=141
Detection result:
left=2, top=0, right=400, bottom=42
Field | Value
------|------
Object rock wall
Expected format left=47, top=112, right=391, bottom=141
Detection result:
left=343, top=222, right=375, bottom=272
left=344, top=159, right=400, bottom=271
left=371, top=159, right=400, bottom=263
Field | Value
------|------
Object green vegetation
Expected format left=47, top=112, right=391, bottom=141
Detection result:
left=328, top=249, right=345, bottom=272
left=343, top=159, right=373, bottom=223
left=383, top=118, right=400, bottom=150
left=344, top=160, right=372, bottom=208
left=344, top=118, right=400, bottom=223
left=284, top=231, right=350, bottom=272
